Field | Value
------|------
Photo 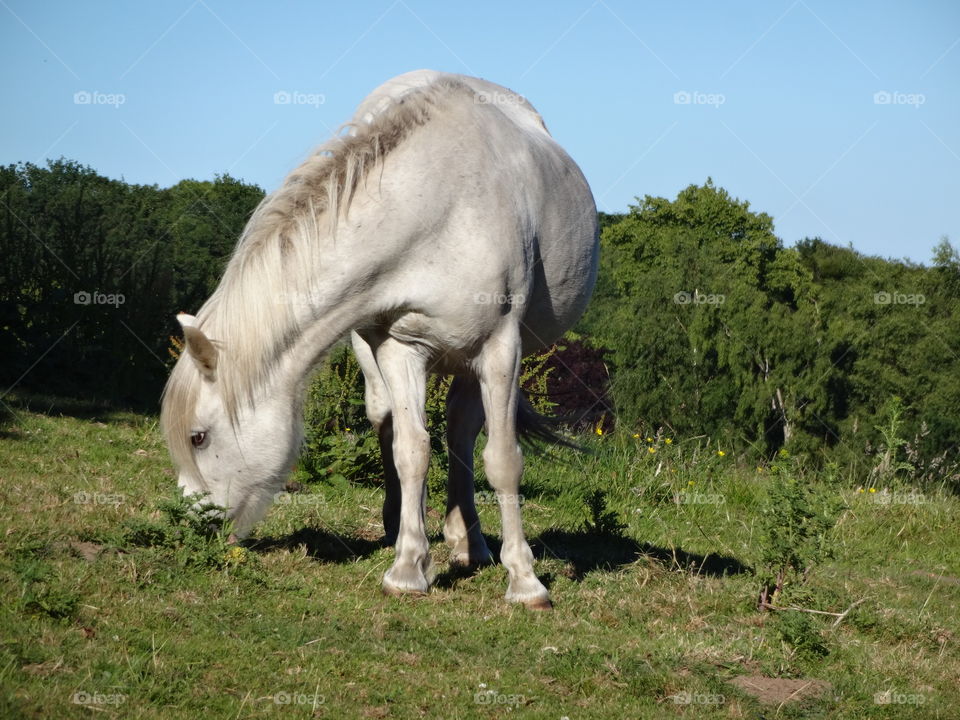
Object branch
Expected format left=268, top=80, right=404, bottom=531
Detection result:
left=757, top=597, right=870, bottom=629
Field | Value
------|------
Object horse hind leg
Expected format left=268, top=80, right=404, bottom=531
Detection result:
left=352, top=332, right=401, bottom=545
left=476, top=326, right=551, bottom=609
left=443, top=375, right=493, bottom=567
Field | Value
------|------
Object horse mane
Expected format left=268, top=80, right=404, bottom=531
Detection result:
left=161, top=77, right=481, bottom=476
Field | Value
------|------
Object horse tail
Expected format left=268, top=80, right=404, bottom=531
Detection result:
left=515, top=391, right=581, bottom=454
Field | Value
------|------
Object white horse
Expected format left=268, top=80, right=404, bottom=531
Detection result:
left=161, top=70, right=598, bottom=608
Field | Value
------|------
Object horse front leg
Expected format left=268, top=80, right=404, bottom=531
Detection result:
left=477, top=325, right=551, bottom=609
left=374, top=338, right=434, bottom=596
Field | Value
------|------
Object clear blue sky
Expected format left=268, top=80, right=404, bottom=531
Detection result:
left=2, top=0, right=957, bottom=263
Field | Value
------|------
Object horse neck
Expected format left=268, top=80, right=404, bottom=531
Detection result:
left=272, top=294, right=366, bottom=397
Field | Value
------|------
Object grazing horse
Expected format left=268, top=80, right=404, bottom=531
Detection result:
left=161, top=70, right=598, bottom=608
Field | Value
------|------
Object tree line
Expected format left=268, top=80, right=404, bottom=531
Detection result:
left=1, top=159, right=263, bottom=406
left=1, top=160, right=956, bottom=484
left=581, top=181, right=959, bottom=482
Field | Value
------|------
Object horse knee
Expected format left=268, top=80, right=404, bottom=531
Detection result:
left=482, top=441, right=523, bottom=489
left=393, top=426, right=431, bottom=481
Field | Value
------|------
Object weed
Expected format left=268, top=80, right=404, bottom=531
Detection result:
left=119, top=493, right=237, bottom=570
left=16, top=556, right=81, bottom=621
left=870, top=396, right=916, bottom=484
left=757, top=460, right=842, bottom=609
left=582, top=489, right=628, bottom=537
left=775, top=611, right=830, bottom=660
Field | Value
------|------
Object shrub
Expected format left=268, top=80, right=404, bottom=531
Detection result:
left=299, top=342, right=564, bottom=490
left=300, top=345, right=381, bottom=485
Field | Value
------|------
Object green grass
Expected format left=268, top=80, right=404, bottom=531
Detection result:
left=1, top=396, right=957, bottom=718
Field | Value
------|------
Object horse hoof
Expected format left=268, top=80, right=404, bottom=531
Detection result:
left=381, top=584, right=428, bottom=598
left=382, top=562, right=431, bottom=596
left=524, top=597, right=553, bottom=611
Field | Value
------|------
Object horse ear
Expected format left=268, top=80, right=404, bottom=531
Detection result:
left=177, top=314, right=218, bottom=380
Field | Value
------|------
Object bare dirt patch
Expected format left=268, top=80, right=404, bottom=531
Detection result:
left=67, top=540, right=104, bottom=561
left=730, top=675, right=831, bottom=705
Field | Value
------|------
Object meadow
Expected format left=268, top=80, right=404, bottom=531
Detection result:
left=1, top=394, right=957, bottom=719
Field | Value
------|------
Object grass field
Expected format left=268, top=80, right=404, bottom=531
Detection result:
left=1, top=395, right=957, bottom=719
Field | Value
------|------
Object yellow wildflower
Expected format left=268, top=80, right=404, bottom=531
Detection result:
left=225, top=546, right=248, bottom=565
left=648, top=447, right=656, bottom=454
left=717, top=450, right=726, bottom=457
left=665, top=438, right=673, bottom=445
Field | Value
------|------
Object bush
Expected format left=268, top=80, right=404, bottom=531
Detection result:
left=299, top=342, right=564, bottom=490
left=300, top=344, right=381, bottom=485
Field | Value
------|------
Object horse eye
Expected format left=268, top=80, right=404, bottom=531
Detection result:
left=190, top=431, right=207, bottom=449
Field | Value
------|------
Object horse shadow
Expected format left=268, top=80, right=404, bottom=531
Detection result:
left=248, top=525, right=752, bottom=589
left=0, top=392, right=138, bottom=439
left=249, top=526, right=384, bottom=564
left=433, top=529, right=751, bottom=590
left=530, top=529, right=752, bottom=580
